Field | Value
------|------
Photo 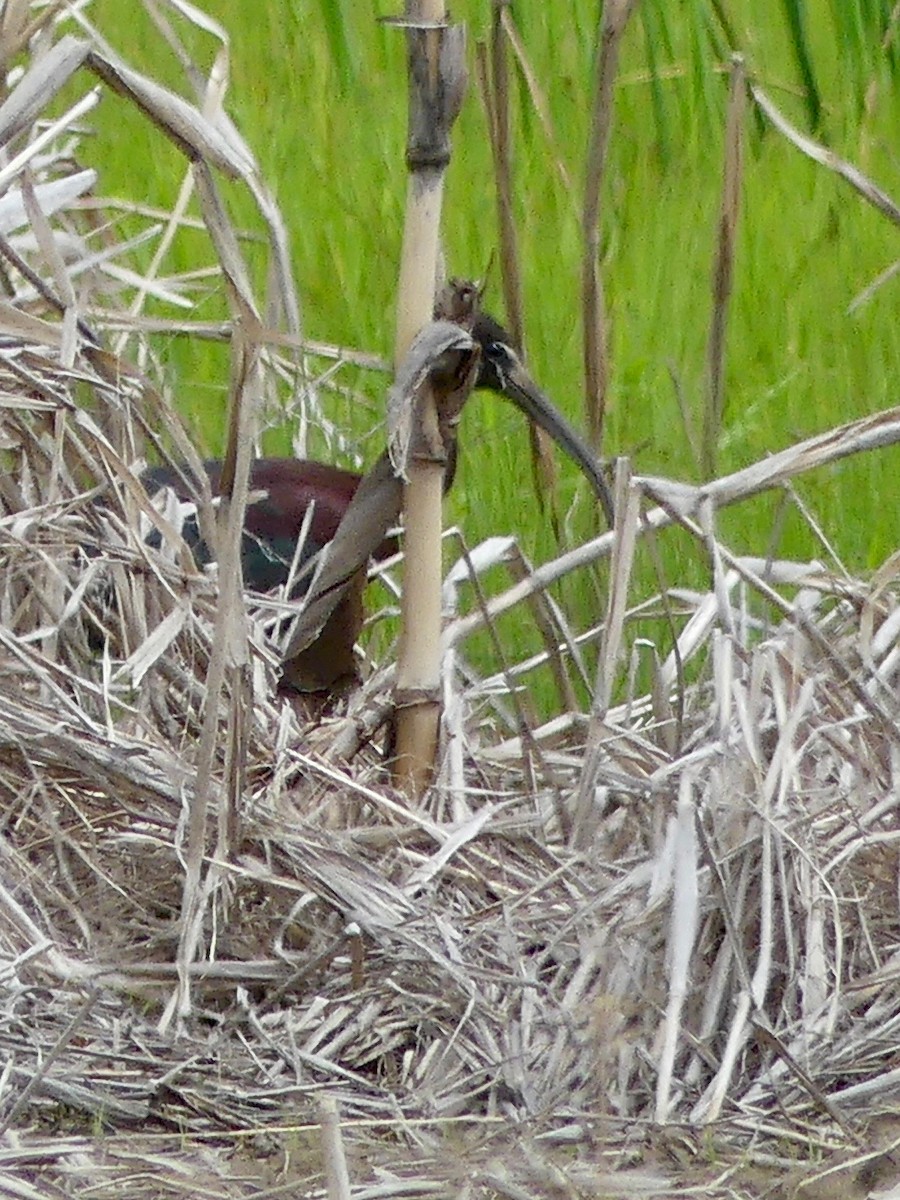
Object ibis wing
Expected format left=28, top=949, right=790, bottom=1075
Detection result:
left=281, top=451, right=402, bottom=670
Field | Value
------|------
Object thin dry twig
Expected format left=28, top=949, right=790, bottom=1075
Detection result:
left=581, top=0, right=640, bottom=451
left=703, top=54, right=745, bottom=479
left=751, top=82, right=900, bottom=228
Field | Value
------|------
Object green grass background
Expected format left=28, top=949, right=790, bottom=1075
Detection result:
left=78, top=0, right=898, bottom=704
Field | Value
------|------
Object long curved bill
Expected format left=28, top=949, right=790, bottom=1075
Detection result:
left=497, top=348, right=615, bottom=528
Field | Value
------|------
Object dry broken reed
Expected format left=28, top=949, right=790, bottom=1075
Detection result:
left=1, top=6, right=900, bottom=1199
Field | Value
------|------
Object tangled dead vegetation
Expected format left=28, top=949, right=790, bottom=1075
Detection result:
left=1, top=6, right=900, bottom=1199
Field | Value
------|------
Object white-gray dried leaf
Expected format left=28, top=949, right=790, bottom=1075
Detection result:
left=0, top=169, right=97, bottom=235
left=0, top=36, right=91, bottom=147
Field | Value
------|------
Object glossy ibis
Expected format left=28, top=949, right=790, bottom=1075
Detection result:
left=140, top=308, right=613, bottom=698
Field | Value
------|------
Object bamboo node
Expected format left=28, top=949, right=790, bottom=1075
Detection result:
left=403, top=24, right=467, bottom=173
left=393, top=686, right=442, bottom=709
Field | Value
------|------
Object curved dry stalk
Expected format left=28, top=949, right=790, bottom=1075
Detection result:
left=751, top=82, right=900, bottom=228
left=480, top=3, right=560, bottom=524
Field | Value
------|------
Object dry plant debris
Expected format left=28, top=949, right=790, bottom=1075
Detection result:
left=0, top=6, right=899, bottom=1199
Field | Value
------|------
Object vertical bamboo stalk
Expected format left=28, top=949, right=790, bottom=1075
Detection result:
left=703, top=55, right=745, bottom=479
left=582, top=0, right=639, bottom=452
left=391, top=1, right=467, bottom=796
